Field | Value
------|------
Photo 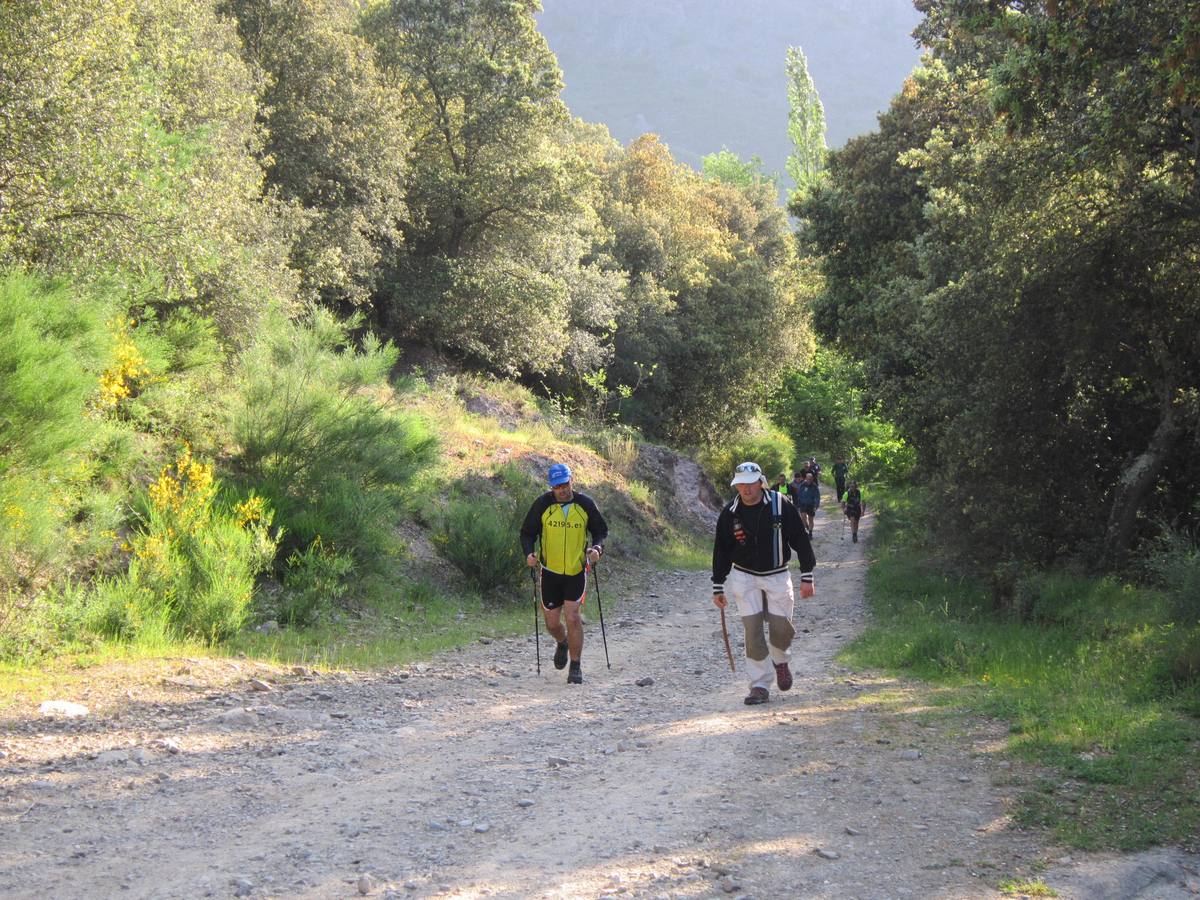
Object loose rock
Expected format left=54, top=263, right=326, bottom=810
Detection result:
left=38, top=700, right=89, bottom=719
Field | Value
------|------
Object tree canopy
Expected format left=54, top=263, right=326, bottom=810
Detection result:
left=798, top=0, right=1200, bottom=564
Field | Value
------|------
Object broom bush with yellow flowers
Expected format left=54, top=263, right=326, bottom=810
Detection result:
left=86, top=446, right=279, bottom=643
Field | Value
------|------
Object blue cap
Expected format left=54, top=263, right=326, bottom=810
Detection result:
left=548, top=463, right=572, bottom=487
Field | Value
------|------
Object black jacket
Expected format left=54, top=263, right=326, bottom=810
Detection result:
left=712, top=489, right=815, bottom=595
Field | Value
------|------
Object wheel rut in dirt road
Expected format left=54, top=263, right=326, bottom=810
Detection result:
left=3, top=490, right=1198, bottom=898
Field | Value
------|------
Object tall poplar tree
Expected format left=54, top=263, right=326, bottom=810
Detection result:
left=785, top=46, right=827, bottom=203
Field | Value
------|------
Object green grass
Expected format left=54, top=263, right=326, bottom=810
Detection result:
left=648, top=533, right=711, bottom=570
left=842, top=486, right=1200, bottom=851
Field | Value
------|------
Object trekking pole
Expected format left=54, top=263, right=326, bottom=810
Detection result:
left=841, top=508, right=846, bottom=541
left=530, top=567, right=541, bottom=675
left=590, top=562, right=612, bottom=669
left=719, top=605, right=736, bottom=672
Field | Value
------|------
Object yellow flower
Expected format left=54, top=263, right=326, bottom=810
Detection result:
left=235, top=495, right=267, bottom=528
left=93, top=320, right=150, bottom=412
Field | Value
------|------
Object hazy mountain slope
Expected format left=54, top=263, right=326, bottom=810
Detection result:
left=538, top=0, right=923, bottom=186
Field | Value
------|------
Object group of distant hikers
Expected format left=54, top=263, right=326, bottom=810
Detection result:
left=518, top=455, right=865, bottom=705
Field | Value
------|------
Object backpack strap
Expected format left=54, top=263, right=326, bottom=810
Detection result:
left=770, top=489, right=784, bottom=567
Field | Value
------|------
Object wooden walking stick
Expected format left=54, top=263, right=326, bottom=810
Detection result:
left=719, top=605, right=736, bottom=672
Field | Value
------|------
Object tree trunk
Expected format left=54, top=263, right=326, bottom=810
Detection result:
left=1103, top=400, right=1182, bottom=560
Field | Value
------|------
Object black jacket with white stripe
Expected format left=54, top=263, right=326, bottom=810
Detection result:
left=712, top=489, right=815, bottom=595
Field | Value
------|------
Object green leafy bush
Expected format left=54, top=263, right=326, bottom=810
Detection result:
left=1144, top=527, right=1200, bottom=623
left=434, top=463, right=542, bottom=594
left=842, top=415, right=916, bottom=486
left=767, top=348, right=862, bottom=454
left=279, top=537, right=353, bottom=627
left=82, top=447, right=278, bottom=644
left=698, top=420, right=795, bottom=492
left=230, top=308, right=437, bottom=563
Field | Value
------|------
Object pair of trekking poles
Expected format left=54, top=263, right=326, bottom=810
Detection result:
left=530, top=561, right=611, bottom=675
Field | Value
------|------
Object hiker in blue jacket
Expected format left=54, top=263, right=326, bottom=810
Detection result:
left=794, top=470, right=820, bottom=536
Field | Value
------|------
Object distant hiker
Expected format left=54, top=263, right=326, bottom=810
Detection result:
left=712, top=461, right=816, bottom=705
left=787, top=471, right=805, bottom=504
left=794, top=471, right=820, bottom=535
left=807, top=456, right=821, bottom=483
left=842, top=481, right=865, bottom=543
left=832, top=456, right=849, bottom=502
left=520, top=463, right=608, bottom=685
left=773, top=473, right=788, bottom=496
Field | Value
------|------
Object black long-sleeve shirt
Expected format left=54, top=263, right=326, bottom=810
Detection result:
left=712, top=489, right=815, bottom=595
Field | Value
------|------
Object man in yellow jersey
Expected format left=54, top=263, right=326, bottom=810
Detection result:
left=520, top=463, right=608, bottom=684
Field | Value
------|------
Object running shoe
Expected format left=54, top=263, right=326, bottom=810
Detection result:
left=553, top=641, right=569, bottom=670
left=567, top=662, right=583, bottom=685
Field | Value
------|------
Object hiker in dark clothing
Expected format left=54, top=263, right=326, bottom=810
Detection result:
left=787, top=471, right=805, bottom=505
left=803, top=456, right=821, bottom=484
left=842, top=481, right=865, bottom=543
left=832, top=456, right=849, bottom=502
left=794, top=471, right=820, bottom=536
left=712, top=461, right=816, bottom=706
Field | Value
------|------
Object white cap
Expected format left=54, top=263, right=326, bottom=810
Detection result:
left=730, top=461, right=768, bottom=487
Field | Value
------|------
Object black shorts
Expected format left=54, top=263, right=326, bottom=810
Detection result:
left=798, top=505, right=816, bottom=515
left=540, top=569, right=586, bottom=610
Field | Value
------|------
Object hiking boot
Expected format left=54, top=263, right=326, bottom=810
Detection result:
left=567, top=662, right=583, bottom=685
left=553, top=641, right=569, bottom=670
left=743, top=686, right=769, bottom=705
left=774, top=661, right=793, bottom=691
left=852, top=533, right=858, bottom=543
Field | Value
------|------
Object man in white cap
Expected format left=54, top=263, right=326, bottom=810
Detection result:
left=712, top=461, right=816, bottom=705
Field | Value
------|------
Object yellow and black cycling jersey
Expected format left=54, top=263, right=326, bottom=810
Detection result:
left=519, top=490, right=608, bottom=576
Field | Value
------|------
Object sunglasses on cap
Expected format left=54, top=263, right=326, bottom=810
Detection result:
left=734, top=463, right=762, bottom=474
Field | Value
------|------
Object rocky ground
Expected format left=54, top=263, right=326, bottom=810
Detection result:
left=2, top=490, right=1198, bottom=899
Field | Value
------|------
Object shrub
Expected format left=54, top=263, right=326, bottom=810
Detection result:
left=90, top=447, right=279, bottom=644
left=230, top=308, right=438, bottom=563
left=434, top=463, right=542, bottom=594
left=279, top=537, right=353, bottom=627
left=842, top=415, right=916, bottom=486
left=1, top=273, right=102, bottom=589
left=698, top=419, right=795, bottom=491
left=1143, top=527, right=1200, bottom=624
left=627, top=479, right=652, bottom=506
left=600, top=431, right=639, bottom=475
left=0, top=271, right=135, bottom=610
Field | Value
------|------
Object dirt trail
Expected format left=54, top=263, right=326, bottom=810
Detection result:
left=3, top=491, right=1198, bottom=899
